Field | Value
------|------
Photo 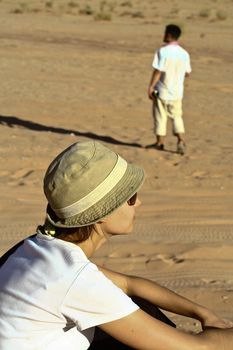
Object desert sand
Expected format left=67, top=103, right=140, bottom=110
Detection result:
left=0, top=0, right=232, bottom=333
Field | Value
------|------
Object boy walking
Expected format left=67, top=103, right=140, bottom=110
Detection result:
left=147, top=24, right=191, bottom=154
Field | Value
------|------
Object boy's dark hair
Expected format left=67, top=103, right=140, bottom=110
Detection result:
left=165, top=24, right=181, bottom=40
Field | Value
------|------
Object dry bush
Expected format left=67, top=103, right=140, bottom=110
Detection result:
left=45, top=0, right=53, bottom=9
left=67, top=1, right=79, bottom=8
left=120, top=1, right=133, bottom=7
left=11, top=2, right=29, bottom=14
left=199, top=8, right=210, bottom=18
left=131, top=10, right=144, bottom=18
left=94, top=1, right=112, bottom=21
left=94, top=12, right=112, bottom=20
left=216, top=10, right=227, bottom=20
left=79, top=4, right=94, bottom=15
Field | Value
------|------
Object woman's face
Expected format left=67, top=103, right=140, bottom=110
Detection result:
left=100, top=194, right=141, bottom=236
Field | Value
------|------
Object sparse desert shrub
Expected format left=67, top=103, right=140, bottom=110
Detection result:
left=131, top=11, right=144, bottom=18
left=121, top=1, right=132, bottom=7
left=12, top=8, right=23, bottom=14
left=94, top=1, right=112, bottom=21
left=67, top=1, right=79, bottom=8
left=216, top=10, right=227, bottom=20
left=94, top=12, right=112, bottom=21
left=11, top=2, right=29, bottom=14
left=45, top=0, right=53, bottom=9
left=79, top=4, right=94, bottom=15
left=199, top=8, right=210, bottom=18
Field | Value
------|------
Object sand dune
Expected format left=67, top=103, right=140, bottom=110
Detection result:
left=0, top=0, right=232, bottom=333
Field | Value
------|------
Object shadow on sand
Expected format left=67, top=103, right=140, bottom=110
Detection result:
left=0, top=115, right=143, bottom=148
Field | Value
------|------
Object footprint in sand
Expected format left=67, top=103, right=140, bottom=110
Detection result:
left=146, top=254, right=185, bottom=265
left=190, top=170, right=208, bottom=179
left=10, top=169, right=34, bottom=180
left=0, top=170, right=10, bottom=177
left=9, top=168, right=35, bottom=186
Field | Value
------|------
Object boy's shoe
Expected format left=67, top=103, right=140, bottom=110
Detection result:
left=146, top=143, right=164, bottom=150
left=155, top=143, right=164, bottom=151
left=177, top=142, right=186, bottom=155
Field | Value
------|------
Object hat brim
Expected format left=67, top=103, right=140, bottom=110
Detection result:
left=46, top=163, right=145, bottom=228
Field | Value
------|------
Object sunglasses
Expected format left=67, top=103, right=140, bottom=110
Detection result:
left=127, top=192, right=137, bottom=206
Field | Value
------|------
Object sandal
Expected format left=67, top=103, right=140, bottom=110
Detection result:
left=177, top=142, right=186, bottom=155
left=146, top=143, right=164, bottom=150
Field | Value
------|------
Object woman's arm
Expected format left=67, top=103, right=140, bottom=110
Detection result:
left=98, top=266, right=232, bottom=330
left=99, top=308, right=233, bottom=350
left=98, top=267, right=233, bottom=349
left=99, top=308, right=202, bottom=350
left=126, top=275, right=231, bottom=330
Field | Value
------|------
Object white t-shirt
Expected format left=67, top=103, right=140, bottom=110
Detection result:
left=0, top=232, right=138, bottom=350
left=152, top=43, right=191, bottom=100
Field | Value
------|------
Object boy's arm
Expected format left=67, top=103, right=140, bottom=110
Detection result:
left=148, top=69, right=161, bottom=99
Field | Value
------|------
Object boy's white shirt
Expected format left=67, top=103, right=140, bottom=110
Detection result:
left=152, top=43, right=191, bottom=100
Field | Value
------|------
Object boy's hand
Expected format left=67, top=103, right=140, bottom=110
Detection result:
left=148, top=86, right=157, bottom=100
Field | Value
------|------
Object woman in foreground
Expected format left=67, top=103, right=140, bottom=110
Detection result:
left=0, top=140, right=232, bottom=350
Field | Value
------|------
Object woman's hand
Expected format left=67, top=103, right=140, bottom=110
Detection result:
left=199, top=308, right=233, bottom=330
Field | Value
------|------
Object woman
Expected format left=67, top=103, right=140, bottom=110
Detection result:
left=0, top=140, right=232, bottom=350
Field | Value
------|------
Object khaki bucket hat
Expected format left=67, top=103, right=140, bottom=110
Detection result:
left=44, top=140, right=145, bottom=227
